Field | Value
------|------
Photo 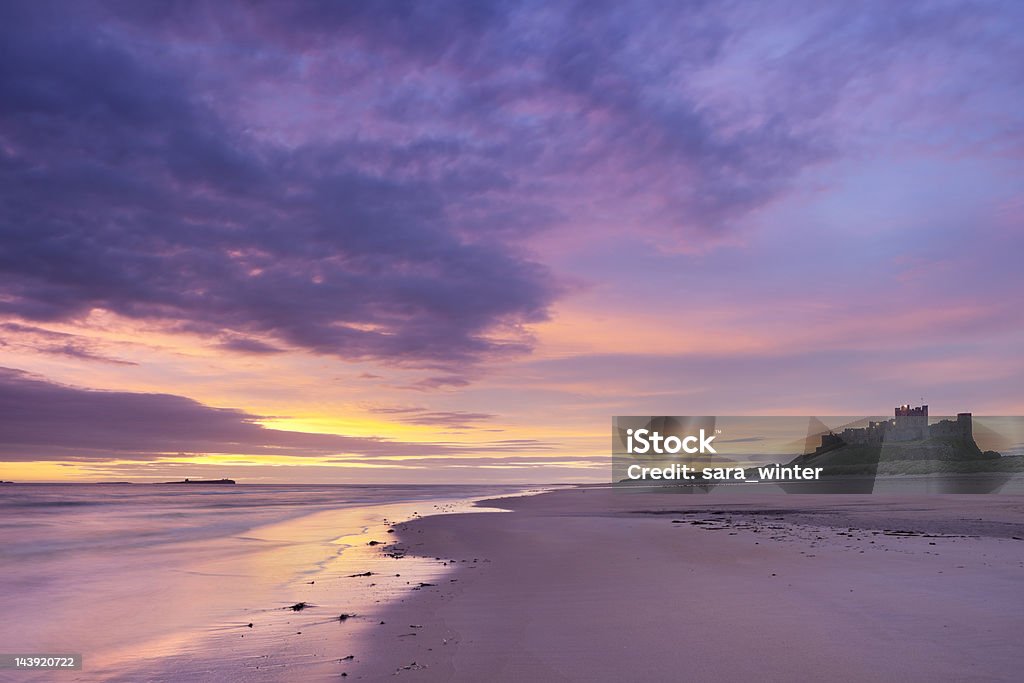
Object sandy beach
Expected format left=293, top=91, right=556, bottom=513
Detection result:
left=4, top=484, right=1022, bottom=681
left=345, top=487, right=1024, bottom=682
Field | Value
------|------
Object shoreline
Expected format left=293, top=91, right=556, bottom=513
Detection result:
left=0, top=485, right=537, bottom=682
left=101, top=494, right=530, bottom=682
left=350, top=487, right=1024, bottom=681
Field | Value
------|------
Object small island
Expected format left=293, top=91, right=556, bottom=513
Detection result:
left=161, top=478, right=236, bottom=485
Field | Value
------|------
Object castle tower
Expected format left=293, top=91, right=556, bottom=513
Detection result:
left=893, top=404, right=928, bottom=441
left=957, top=412, right=973, bottom=439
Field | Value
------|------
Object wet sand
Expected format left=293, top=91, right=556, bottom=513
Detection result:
left=2, top=494, right=508, bottom=683
left=349, top=487, right=1024, bottom=681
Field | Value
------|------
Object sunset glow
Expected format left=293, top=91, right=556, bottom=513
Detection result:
left=2, top=1, right=1023, bottom=482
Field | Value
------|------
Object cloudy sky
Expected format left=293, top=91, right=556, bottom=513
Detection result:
left=2, top=0, right=1022, bottom=482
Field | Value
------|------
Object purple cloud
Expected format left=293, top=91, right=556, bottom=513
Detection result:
left=368, top=406, right=496, bottom=430
left=1, top=0, right=1021, bottom=381
left=0, top=2, right=557, bottom=369
left=0, top=367, right=420, bottom=461
left=0, top=323, right=137, bottom=366
left=0, top=368, right=558, bottom=462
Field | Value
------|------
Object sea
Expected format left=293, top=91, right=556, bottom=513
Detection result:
left=0, top=483, right=537, bottom=681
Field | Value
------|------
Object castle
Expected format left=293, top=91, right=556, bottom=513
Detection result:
left=815, top=405, right=973, bottom=453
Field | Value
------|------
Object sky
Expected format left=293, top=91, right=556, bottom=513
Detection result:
left=1, top=0, right=1022, bottom=483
